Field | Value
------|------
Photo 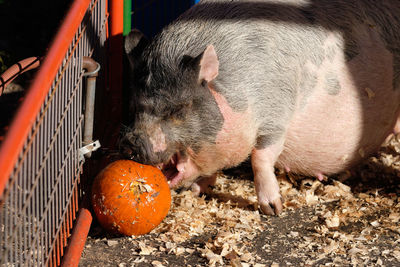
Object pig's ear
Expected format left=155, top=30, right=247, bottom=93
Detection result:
left=124, top=29, right=149, bottom=68
left=198, top=45, right=219, bottom=83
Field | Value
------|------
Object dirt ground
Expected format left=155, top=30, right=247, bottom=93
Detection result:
left=79, top=136, right=400, bottom=267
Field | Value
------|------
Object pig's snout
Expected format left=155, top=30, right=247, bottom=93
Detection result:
left=119, top=132, right=187, bottom=188
left=119, top=131, right=156, bottom=165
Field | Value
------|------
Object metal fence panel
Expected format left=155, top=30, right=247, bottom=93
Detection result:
left=0, top=0, right=106, bottom=265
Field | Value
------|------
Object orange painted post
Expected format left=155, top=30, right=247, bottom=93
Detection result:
left=110, top=0, right=124, bottom=37
left=61, top=208, right=93, bottom=267
left=0, top=57, right=40, bottom=95
left=106, top=0, right=124, bottom=149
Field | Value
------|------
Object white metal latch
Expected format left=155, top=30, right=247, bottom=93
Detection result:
left=79, top=140, right=101, bottom=161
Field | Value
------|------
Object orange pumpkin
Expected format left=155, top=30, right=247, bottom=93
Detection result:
left=91, top=160, right=171, bottom=236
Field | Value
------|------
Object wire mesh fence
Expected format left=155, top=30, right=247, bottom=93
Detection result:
left=0, top=0, right=107, bottom=265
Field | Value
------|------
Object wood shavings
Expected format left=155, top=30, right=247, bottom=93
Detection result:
left=393, top=250, right=400, bottom=261
left=370, top=220, right=380, bottom=227
left=81, top=135, right=400, bottom=266
left=200, top=248, right=224, bottom=266
left=389, top=212, right=400, bottom=223
left=151, top=260, right=165, bottom=267
left=324, top=212, right=340, bottom=228
left=138, top=241, right=156, bottom=255
left=305, top=190, right=319, bottom=205
left=106, top=240, right=118, bottom=246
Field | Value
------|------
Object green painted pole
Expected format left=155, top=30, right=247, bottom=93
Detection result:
left=123, top=0, right=132, bottom=36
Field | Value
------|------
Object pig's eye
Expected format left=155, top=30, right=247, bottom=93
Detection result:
left=174, top=102, right=192, bottom=117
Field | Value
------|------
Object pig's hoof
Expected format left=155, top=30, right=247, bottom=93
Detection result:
left=191, top=183, right=202, bottom=196
left=190, top=182, right=213, bottom=196
left=191, top=175, right=217, bottom=196
left=259, top=197, right=283, bottom=216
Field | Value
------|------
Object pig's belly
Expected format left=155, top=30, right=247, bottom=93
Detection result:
left=277, top=64, right=400, bottom=177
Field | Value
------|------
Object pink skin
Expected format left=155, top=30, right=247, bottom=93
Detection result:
left=165, top=83, right=256, bottom=192
left=169, top=150, right=202, bottom=188
left=160, top=151, right=202, bottom=188
left=394, top=117, right=400, bottom=134
left=277, top=27, right=400, bottom=176
left=149, top=125, right=167, bottom=153
left=316, top=173, right=326, bottom=182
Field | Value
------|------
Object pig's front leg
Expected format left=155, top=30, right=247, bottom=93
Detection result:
left=251, top=140, right=284, bottom=215
left=191, top=174, right=217, bottom=196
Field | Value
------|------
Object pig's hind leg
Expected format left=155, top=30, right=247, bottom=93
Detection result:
left=251, top=140, right=284, bottom=215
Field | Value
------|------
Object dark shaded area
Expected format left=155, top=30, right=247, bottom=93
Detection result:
left=0, top=0, right=72, bottom=69
left=132, top=0, right=195, bottom=37
left=0, top=91, right=24, bottom=140
left=121, top=0, right=197, bottom=127
left=0, top=0, right=73, bottom=142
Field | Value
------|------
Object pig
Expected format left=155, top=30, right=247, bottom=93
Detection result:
left=120, top=0, right=400, bottom=215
